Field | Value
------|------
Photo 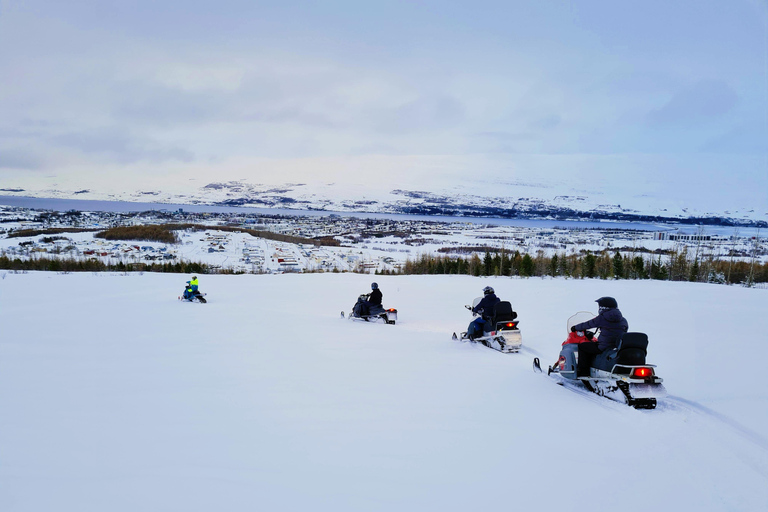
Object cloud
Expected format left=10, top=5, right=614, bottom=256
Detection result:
left=0, top=0, right=764, bottom=201
left=373, top=96, right=466, bottom=134
left=0, top=148, right=45, bottom=170
left=50, top=128, right=195, bottom=164
left=647, top=80, right=739, bottom=127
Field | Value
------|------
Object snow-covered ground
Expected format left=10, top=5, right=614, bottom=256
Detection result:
left=3, top=207, right=765, bottom=274
left=1, top=272, right=767, bottom=511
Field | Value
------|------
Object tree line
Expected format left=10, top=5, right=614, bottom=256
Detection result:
left=396, top=248, right=767, bottom=286
left=0, top=255, right=221, bottom=275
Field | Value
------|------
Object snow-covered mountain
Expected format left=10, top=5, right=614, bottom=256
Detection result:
left=1, top=271, right=766, bottom=511
left=2, top=162, right=766, bottom=226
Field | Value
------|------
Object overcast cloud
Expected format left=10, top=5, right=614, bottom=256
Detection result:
left=0, top=0, right=766, bottom=208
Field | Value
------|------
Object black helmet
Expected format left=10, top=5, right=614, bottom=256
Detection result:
left=483, top=286, right=495, bottom=295
left=192, top=276, right=197, bottom=280
left=595, top=296, right=618, bottom=309
left=371, top=282, right=378, bottom=289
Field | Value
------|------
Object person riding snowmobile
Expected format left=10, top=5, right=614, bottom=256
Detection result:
left=353, top=282, right=383, bottom=317
left=368, top=282, right=382, bottom=308
left=570, top=296, right=628, bottom=376
left=466, top=286, right=500, bottom=339
left=183, top=276, right=203, bottom=301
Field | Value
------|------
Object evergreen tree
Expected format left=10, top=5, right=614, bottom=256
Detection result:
left=549, top=254, right=559, bottom=277
left=582, top=253, right=596, bottom=278
left=650, top=256, right=668, bottom=280
left=483, top=251, right=493, bottom=276
left=520, top=254, right=534, bottom=277
left=612, top=251, right=624, bottom=279
left=688, top=258, right=700, bottom=282
left=499, top=251, right=508, bottom=276
left=630, top=256, right=647, bottom=279
left=492, top=253, right=502, bottom=276
left=558, top=253, right=570, bottom=277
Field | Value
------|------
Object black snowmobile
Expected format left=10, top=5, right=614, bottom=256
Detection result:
left=452, top=297, right=523, bottom=353
left=534, top=312, right=666, bottom=409
left=342, top=294, right=397, bottom=324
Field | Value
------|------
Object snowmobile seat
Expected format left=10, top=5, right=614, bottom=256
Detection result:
left=491, top=301, right=517, bottom=325
left=593, top=333, right=649, bottom=373
left=616, top=333, right=648, bottom=366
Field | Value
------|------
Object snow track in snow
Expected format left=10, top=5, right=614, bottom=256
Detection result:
left=664, top=395, right=768, bottom=452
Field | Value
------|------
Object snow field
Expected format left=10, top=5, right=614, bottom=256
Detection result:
left=1, top=272, right=767, bottom=511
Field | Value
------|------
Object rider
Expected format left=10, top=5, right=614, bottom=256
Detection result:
left=183, top=276, right=201, bottom=301
left=367, top=282, right=382, bottom=310
left=571, top=296, right=628, bottom=376
left=182, top=282, right=194, bottom=300
left=467, top=286, right=500, bottom=339
left=354, top=282, right=383, bottom=317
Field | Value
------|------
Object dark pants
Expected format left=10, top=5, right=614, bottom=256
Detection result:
left=577, top=342, right=602, bottom=377
left=466, top=318, right=492, bottom=339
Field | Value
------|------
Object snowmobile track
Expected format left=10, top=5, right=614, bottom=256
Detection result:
left=662, top=395, right=768, bottom=452
left=517, top=345, right=544, bottom=358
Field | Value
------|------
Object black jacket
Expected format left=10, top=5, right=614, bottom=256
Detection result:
left=573, top=308, right=629, bottom=351
left=368, top=288, right=382, bottom=306
left=473, top=293, right=500, bottom=321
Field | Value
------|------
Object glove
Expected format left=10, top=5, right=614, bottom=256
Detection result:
left=571, top=326, right=577, bottom=333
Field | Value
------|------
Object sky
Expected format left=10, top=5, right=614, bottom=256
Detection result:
left=0, top=0, right=767, bottom=210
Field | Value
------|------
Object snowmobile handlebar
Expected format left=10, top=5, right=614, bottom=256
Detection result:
left=571, top=328, right=595, bottom=340
left=465, top=304, right=481, bottom=317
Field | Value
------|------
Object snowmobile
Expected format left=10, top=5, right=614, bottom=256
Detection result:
left=533, top=312, right=666, bottom=409
left=341, top=294, right=397, bottom=324
left=452, top=297, right=523, bottom=353
left=179, top=289, right=207, bottom=303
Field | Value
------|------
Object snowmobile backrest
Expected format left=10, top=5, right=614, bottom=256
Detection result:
left=616, top=333, right=648, bottom=366
left=492, top=302, right=517, bottom=323
left=617, top=333, right=648, bottom=352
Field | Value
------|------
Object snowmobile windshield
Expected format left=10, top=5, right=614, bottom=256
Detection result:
left=567, top=311, right=595, bottom=333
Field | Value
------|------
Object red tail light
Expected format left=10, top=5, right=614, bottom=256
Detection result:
left=632, top=367, right=653, bottom=378
left=504, top=322, right=519, bottom=329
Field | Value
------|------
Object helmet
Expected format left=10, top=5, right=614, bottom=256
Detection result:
left=371, top=282, right=378, bottom=289
left=483, top=286, right=495, bottom=295
left=595, top=296, right=618, bottom=309
left=192, top=276, right=197, bottom=280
